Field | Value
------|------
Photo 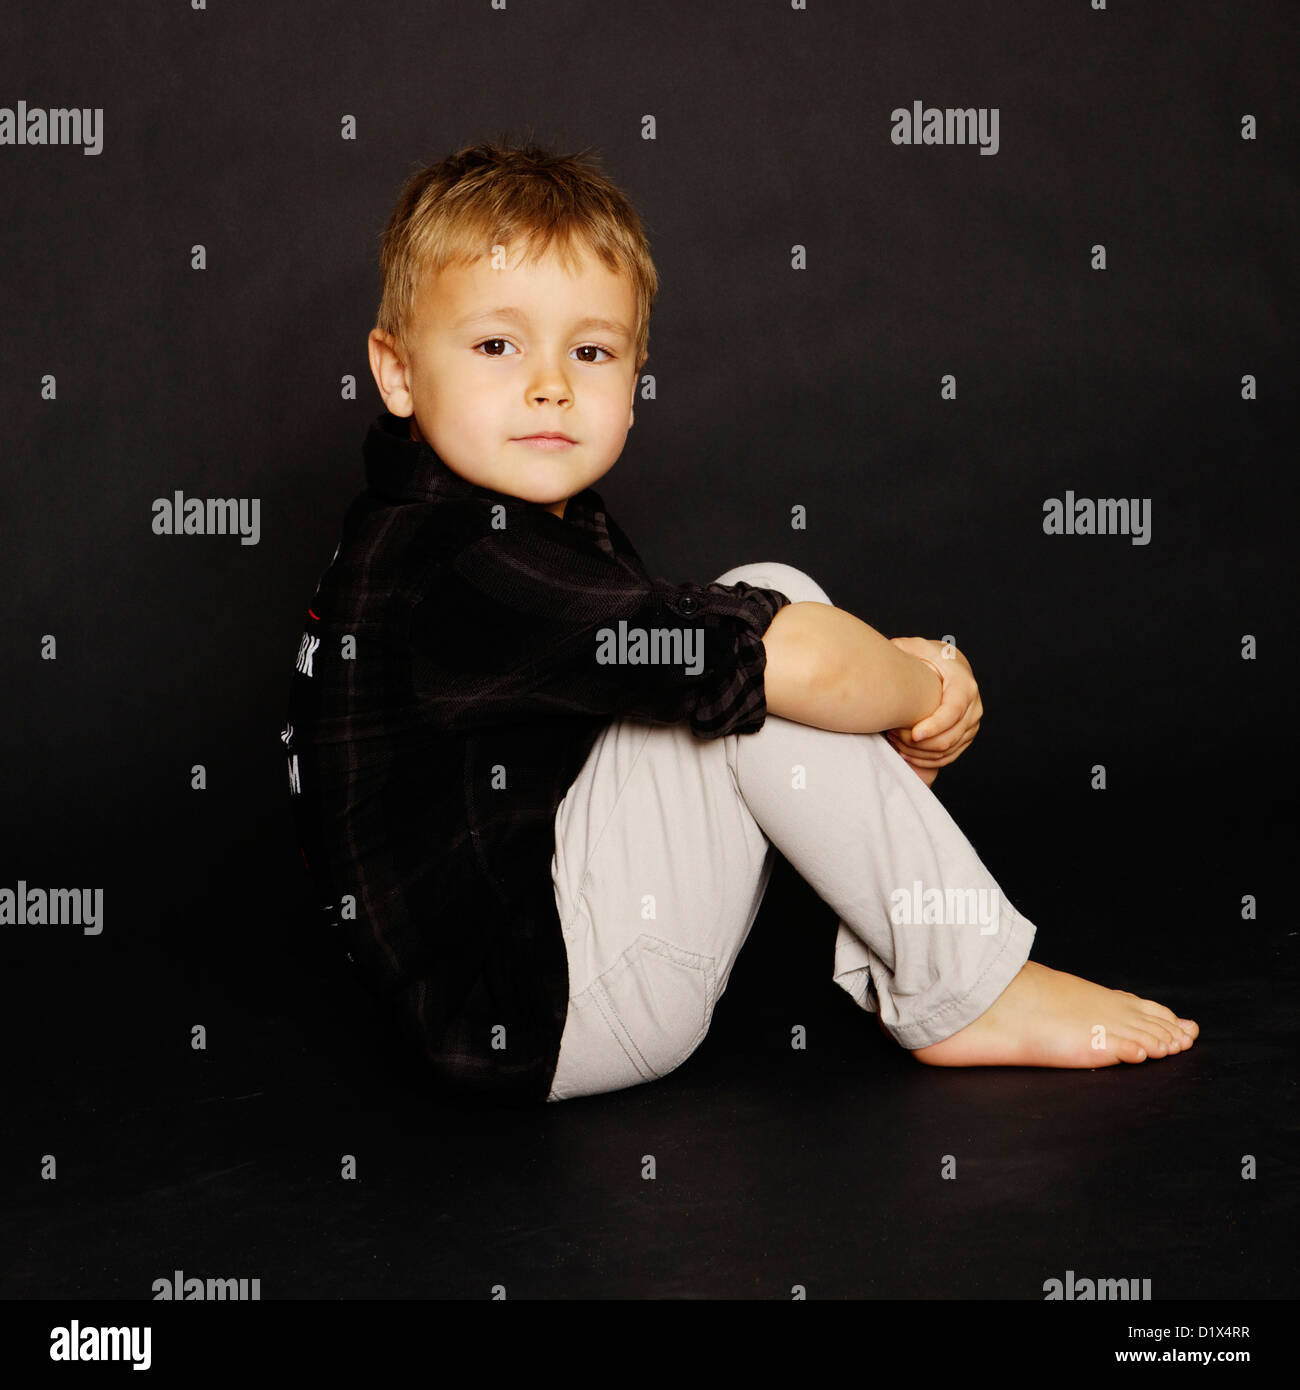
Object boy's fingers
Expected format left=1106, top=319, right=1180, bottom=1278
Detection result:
left=913, top=722, right=975, bottom=754
left=895, top=723, right=976, bottom=764
left=889, top=729, right=933, bottom=753
left=902, top=747, right=953, bottom=768
left=911, top=703, right=960, bottom=743
left=901, top=742, right=947, bottom=765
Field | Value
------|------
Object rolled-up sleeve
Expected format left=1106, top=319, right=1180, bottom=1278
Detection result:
left=407, top=517, right=791, bottom=738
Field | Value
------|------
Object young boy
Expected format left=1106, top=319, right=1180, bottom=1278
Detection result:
left=284, top=140, right=1198, bottom=1106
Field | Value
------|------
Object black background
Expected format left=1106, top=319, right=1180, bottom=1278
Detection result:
left=2, top=0, right=1296, bottom=1318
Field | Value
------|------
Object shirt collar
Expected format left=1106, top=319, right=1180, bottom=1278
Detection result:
left=363, top=409, right=608, bottom=536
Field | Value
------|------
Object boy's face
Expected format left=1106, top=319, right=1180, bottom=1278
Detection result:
left=368, top=238, right=641, bottom=519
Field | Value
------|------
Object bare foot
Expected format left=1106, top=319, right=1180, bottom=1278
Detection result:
left=898, top=960, right=1199, bottom=1067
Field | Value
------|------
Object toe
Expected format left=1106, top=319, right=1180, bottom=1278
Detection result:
left=1139, top=998, right=1182, bottom=1025
left=1140, top=1000, right=1199, bottom=1046
left=1113, top=1036, right=1147, bottom=1064
left=1142, top=1015, right=1183, bottom=1052
left=1123, top=1024, right=1167, bottom=1057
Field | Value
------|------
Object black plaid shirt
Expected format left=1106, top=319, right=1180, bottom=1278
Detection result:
left=283, top=410, right=791, bottom=1105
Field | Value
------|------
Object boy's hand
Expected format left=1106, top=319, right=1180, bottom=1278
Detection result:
left=885, top=637, right=982, bottom=784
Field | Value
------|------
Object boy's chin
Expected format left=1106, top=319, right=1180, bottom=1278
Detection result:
left=525, top=491, right=569, bottom=514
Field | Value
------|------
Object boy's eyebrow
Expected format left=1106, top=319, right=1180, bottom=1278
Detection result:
left=453, top=306, right=631, bottom=339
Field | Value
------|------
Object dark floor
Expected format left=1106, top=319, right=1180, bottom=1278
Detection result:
left=5, top=782, right=1296, bottom=1303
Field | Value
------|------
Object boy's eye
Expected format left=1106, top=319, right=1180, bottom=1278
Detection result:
left=473, top=339, right=613, bottom=363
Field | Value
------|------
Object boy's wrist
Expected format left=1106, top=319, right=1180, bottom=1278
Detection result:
left=888, top=638, right=944, bottom=709
left=912, top=653, right=945, bottom=714
left=914, top=653, right=944, bottom=689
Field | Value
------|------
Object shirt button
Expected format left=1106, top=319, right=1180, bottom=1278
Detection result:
left=678, top=595, right=699, bottom=616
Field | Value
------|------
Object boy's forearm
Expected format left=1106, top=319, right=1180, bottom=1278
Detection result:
left=761, top=601, right=943, bottom=733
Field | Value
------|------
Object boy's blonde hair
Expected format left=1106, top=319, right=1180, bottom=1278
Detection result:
left=375, top=138, right=658, bottom=371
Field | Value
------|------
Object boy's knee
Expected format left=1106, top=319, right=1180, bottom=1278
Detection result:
left=712, top=561, right=832, bottom=607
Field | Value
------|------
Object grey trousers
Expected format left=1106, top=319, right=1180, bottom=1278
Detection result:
left=546, top=562, right=1037, bottom=1102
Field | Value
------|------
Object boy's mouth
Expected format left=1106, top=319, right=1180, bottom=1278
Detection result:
left=513, top=432, right=576, bottom=449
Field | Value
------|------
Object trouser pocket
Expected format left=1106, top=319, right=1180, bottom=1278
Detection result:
left=587, top=933, right=718, bottom=1081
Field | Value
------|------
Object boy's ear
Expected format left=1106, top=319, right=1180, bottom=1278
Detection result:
left=368, top=329, right=415, bottom=417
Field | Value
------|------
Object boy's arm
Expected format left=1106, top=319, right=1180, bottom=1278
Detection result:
left=761, top=601, right=943, bottom=734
